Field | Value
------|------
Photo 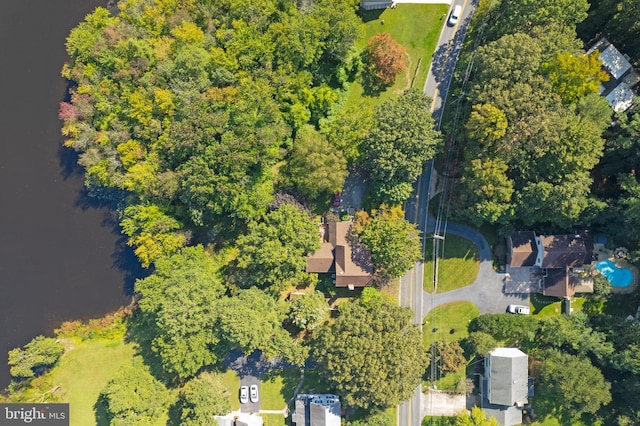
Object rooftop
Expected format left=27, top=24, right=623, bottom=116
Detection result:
left=306, top=221, right=373, bottom=288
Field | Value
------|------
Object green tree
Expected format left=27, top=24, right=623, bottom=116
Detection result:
left=235, top=204, right=320, bottom=294
left=280, top=125, right=348, bottom=206
left=618, top=174, right=640, bottom=241
left=358, top=205, right=422, bottom=278
left=179, top=372, right=231, bottom=425
left=461, top=332, right=498, bottom=358
left=311, top=301, right=427, bottom=409
left=454, top=407, right=500, bottom=426
left=534, top=350, right=611, bottom=421
left=465, top=103, right=508, bottom=145
left=288, top=290, right=329, bottom=330
left=365, top=32, right=407, bottom=86
left=99, top=356, right=173, bottom=426
left=218, top=288, right=308, bottom=365
left=474, top=33, right=543, bottom=84
left=320, top=101, right=374, bottom=166
left=348, top=409, right=395, bottom=425
left=362, top=89, right=440, bottom=205
left=459, top=158, right=514, bottom=225
left=487, top=0, right=589, bottom=40
left=7, top=336, right=64, bottom=379
left=536, top=313, right=613, bottom=360
left=135, top=246, right=226, bottom=379
left=434, top=341, right=467, bottom=374
left=470, top=314, right=539, bottom=348
left=120, top=204, right=185, bottom=268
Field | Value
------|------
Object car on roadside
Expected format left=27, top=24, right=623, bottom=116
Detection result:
left=250, top=384, right=259, bottom=403
left=448, top=4, right=462, bottom=26
left=240, top=386, right=249, bottom=404
left=506, top=304, right=530, bottom=315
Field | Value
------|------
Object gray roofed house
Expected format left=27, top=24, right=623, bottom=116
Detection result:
left=481, top=348, right=530, bottom=426
left=587, top=38, right=639, bottom=112
left=292, top=394, right=341, bottom=426
left=360, top=0, right=396, bottom=10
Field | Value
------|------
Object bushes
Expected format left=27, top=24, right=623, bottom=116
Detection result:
left=8, top=336, right=65, bottom=379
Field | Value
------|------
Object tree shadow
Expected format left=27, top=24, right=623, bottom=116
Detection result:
left=112, top=233, right=147, bottom=296
left=358, top=9, right=385, bottom=23
left=124, top=311, right=176, bottom=387
left=93, top=394, right=111, bottom=426
left=262, top=368, right=302, bottom=408
left=360, top=61, right=389, bottom=97
left=166, top=400, right=182, bottom=426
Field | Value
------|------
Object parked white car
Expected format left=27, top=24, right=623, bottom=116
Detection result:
left=448, top=5, right=462, bottom=26
left=240, top=386, right=249, bottom=404
left=250, top=384, right=259, bottom=403
left=507, top=304, right=530, bottom=315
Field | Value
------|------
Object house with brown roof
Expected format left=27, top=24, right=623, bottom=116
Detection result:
left=306, top=221, right=374, bottom=288
left=506, top=232, right=594, bottom=298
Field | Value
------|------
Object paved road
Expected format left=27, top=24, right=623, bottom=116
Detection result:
left=399, top=2, right=479, bottom=425
left=424, top=0, right=476, bottom=125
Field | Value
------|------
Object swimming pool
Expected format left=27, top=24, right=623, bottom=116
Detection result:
left=595, top=259, right=633, bottom=287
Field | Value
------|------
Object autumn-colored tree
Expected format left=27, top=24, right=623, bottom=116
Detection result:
left=365, top=32, right=406, bottom=86
left=541, top=51, right=610, bottom=104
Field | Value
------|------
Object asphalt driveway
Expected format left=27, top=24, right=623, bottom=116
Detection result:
left=423, top=217, right=530, bottom=317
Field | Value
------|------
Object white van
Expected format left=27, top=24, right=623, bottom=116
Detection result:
left=448, top=5, right=462, bottom=26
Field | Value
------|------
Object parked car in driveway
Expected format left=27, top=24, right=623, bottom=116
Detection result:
left=332, top=192, right=342, bottom=207
left=250, top=384, right=259, bottom=403
left=507, top=304, right=530, bottom=315
left=240, top=386, right=249, bottom=404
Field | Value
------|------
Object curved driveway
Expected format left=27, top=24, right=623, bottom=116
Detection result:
left=422, top=218, right=529, bottom=316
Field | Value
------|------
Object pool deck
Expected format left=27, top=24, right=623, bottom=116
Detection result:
left=593, top=248, right=639, bottom=294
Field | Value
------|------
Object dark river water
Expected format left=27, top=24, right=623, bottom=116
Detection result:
left=0, top=0, right=140, bottom=389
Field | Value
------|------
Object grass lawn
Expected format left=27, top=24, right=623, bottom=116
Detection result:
left=260, top=369, right=301, bottom=411
left=50, top=339, right=149, bottom=426
left=426, top=368, right=465, bottom=392
left=422, top=301, right=480, bottom=346
left=220, top=368, right=242, bottom=412
left=531, top=295, right=585, bottom=317
left=299, top=369, right=333, bottom=395
left=346, top=4, right=448, bottom=108
left=424, top=234, right=480, bottom=293
left=262, top=413, right=287, bottom=426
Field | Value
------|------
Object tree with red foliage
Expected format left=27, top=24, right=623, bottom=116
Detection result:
left=365, top=32, right=406, bottom=86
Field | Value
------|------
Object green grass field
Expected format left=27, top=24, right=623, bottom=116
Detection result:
left=346, top=4, right=448, bottom=108
left=422, top=301, right=480, bottom=346
left=261, top=369, right=301, bottom=411
left=49, top=339, right=152, bottom=426
left=221, top=368, right=242, bottom=412
left=422, top=302, right=479, bottom=392
left=424, top=234, right=480, bottom=293
left=531, top=294, right=585, bottom=317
